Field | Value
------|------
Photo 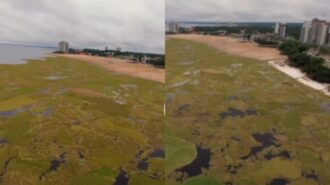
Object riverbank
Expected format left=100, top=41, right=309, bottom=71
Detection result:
left=169, top=34, right=329, bottom=97
left=55, top=54, right=165, bottom=83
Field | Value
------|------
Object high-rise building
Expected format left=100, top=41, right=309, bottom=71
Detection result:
left=301, top=18, right=329, bottom=46
left=300, top=21, right=312, bottom=43
left=58, top=41, right=69, bottom=53
left=274, top=22, right=280, bottom=34
left=167, top=22, right=179, bottom=33
left=274, top=22, right=286, bottom=38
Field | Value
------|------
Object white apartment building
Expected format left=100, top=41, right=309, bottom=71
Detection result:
left=300, top=18, right=329, bottom=46
left=58, top=41, right=69, bottom=53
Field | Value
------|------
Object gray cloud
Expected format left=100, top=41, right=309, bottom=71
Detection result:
left=166, top=0, right=330, bottom=22
left=0, top=0, right=164, bottom=53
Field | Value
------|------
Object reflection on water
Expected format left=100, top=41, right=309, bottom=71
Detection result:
left=0, top=44, right=53, bottom=64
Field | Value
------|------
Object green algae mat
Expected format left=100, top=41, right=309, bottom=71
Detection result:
left=0, top=57, right=164, bottom=185
left=166, top=38, right=330, bottom=185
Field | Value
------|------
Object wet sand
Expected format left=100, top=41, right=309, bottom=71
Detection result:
left=55, top=54, right=165, bottom=83
left=169, top=34, right=329, bottom=97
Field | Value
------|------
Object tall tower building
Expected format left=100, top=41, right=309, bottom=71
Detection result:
left=300, top=21, right=312, bottom=43
left=168, top=22, right=179, bottom=33
left=309, top=18, right=329, bottom=46
left=274, top=22, right=286, bottom=38
left=58, top=41, right=69, bottom=53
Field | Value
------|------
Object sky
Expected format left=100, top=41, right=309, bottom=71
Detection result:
left=166, top=0, right=330, bottom=22
left=0, top=0, right=165, bottom=53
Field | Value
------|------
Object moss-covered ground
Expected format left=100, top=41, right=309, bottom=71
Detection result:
left=0, top=57, right=164, bottom=185
left=166, top=38, right=330, bottom=185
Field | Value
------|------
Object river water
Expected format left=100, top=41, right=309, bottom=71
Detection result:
left=0, top=44, right=54, bottom=64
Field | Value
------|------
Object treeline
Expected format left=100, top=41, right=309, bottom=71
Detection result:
left=193, top=23, right=302, bottom=39
left=194, top=26, right=273, bottom=34
left=82, top=48, right=165, bottom=67
left=146, top=56, right=165, bottom=67
left=279, top=40, right=330, bottom=83
left=254, top=39, right=279, bottom=47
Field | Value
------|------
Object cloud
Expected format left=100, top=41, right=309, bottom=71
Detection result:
left=166, top=0, right=330, bottom=22
left=0, top=0, right=165, bottom=53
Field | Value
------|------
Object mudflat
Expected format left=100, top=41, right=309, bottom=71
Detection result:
left=56, top=54, right=165, bottom=83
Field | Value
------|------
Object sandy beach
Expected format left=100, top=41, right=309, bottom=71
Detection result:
left=169, top=34, right=329, bottom=97
left=55, top=54, right=165, bottom=83
left=169, top=34, right=286, bottom=61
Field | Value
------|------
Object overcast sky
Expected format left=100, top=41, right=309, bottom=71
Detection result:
left=166, top=0, right=330, bottom=22
left=0, top=0, right=164, bottom=53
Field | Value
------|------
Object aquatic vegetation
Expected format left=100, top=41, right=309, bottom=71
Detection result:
left=0, top=57, right=164, bottom=185
left=166, top=38, right=330, bottom=185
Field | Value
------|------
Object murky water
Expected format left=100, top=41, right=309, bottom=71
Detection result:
left=320, top=102, right=330, bottom=113
left=220, top=107, right=257, bottom=119
left=0, top=44, right=53, bottom=64
left=0, top=107, right=30, bottom=118
left=241, top=132, right=280, bottom=159
left=269, top=178, right=289, bottom=185
left=176, top=146, right=211, bottom=179
left=113, top=169, right=129, bottom=185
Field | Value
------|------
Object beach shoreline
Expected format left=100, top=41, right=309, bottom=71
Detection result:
left=54, top=54, right=165, bottom=83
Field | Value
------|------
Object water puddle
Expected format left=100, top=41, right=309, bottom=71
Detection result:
left=166, top=93, right=175, bottom=104
left=41, top=107, right=54, bottom=117
left=241, top=132, right=280, bottom=160
left=113, top=169, right=129, bottom=185
left=303, top=169, right=319, bottom=181
left=40, top=153, right=66, bottom=179
left=226, top=164, right=242, bottom=174
left=78, top=151, right=85, bottom=160
left=320, top=102, right=330, bottom=113
left=0, top=139, right=8, bottom=145
left=264, top=151, right=291, bottom=160
left=220, top=107, right=257, bottom=119
left=175, top=104, right=190, bottom=116
left=0, top=107, right=30, bottom=118
left=176, top=146, right=211, bottom=180
left=269, top=178, right=289, bottom=185
left=151, top=148, right=165, bottom=158
left=137, top=148, right=165, bottom=172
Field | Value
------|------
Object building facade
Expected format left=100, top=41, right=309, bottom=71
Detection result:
left=274, top=22, right=286, bottom=38
left=300, top=21, right=312, bottom=43
left=300, top=18, right=330, bottom=46
left=167, top=22, right=179, bottom=33
left=58, top=41, right=69, bottom=53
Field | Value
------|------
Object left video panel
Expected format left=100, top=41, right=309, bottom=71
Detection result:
left=0, top=0, right=165, bottom=184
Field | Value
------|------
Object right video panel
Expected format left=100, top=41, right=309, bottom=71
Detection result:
left=166, top=0, right=330, bottom=184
